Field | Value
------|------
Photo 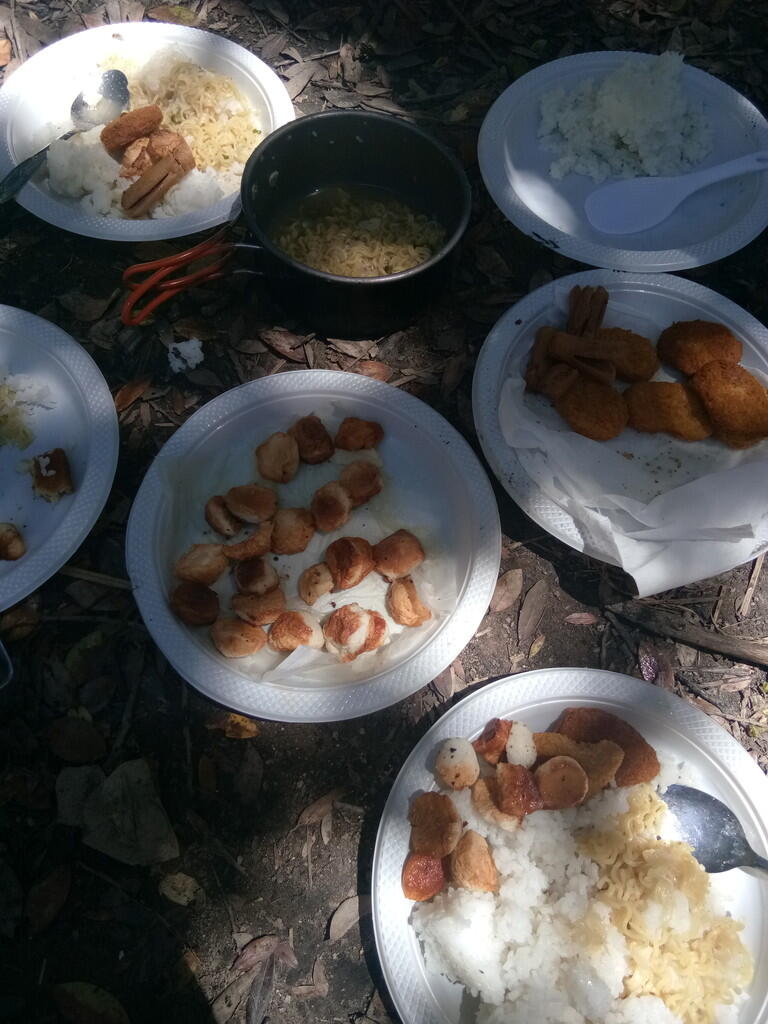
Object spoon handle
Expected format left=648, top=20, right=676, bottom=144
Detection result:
left=686, top=149, right=768, bottom=193
left=747, top=848, right=768, bottom=876
left=0, top=148, right=49, bottom=204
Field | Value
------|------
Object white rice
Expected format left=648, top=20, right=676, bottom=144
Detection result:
left=539, top=52, right=712, bottom=183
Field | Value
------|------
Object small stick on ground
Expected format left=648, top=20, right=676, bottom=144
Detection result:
left=58, top=565, right=133, bottom=590
left=738, top=553, right=765, bottom=620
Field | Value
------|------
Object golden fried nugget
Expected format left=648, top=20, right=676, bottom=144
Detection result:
left=657, top=320, right=742, bottom=375
left=101, top=105, right=163, bottom=152
left=147, top=130, right=195, bottom=172
left=0, top=522, right=25, bottom=560
left=298, top=562, right=334, bottom=605
left=470, top=777, right=519, bottom=833
left=450, top=830, right=498, bottom=893
left=310, top=481, right=352, bottom=532
left=567, top=285, right=609, bottom=336
left=690, top=360, right=768, bottom=449
left=256, top=431, right=300, bottom=483
left=210, top=617, right=267, bottom=658
left=174, top=543, right=228, bottom=585
left=401, top=852, right=447, bottom=901
left=534, top=756, right=588, bottom=809
left=231, top=588, right=285, bottom=626
left=554, top=376, right=628, bottom=441
left=224, top=520, right=273, bottom=561
left=325, top=536, right=375, bottom=590
left=334, top=417, right=384, bottom=450
left=472, top=718, right=513, bottom=766
left=386, top=577, right=431, bottom=627
left=323, top=603, right=388, bottom=662
left=233, top=556, right=279, bottom=596
left=170, top=582, right=219, bottom=625
left=31, top=448, right=74, bottom=502
left=625, top=381, right=713, bottom=441
left=223, top=484, right=277, bottom=524
left=409, top=792, right=461, bottom=857
left=268, top=610, right=324, bottom=652
left=554, top=707, right=660, bottom=787
left=495, top=763, right=543, bottom=819
left=593, top=327, right=659, bottom=381
left=271, top=508, right=316, bottom=555
left=289, top=415, right=334, bottom=464
left=204, top=496, right=242, bottom=538
left=338, top=460, right=383, bottom=507
left=373, top=529, right=425, bottom=581
left=542, top=363, right=579, bottom=401
left=533, top=733, right=624, bottom=798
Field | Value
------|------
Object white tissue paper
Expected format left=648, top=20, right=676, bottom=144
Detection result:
left=497, top=284, right=768, bottom=597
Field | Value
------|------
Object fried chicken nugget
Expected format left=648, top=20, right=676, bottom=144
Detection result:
left=593, top=327, right=659, bottom=382
left=554, top=376, right=628, bottom=441
left=625, top=381, right=713, bottom=441
left=386, top=577, right=431, bottom=627
left=334, top=417, right=384, bottom=450
left=270, top=508, right=315, bottom=555
left=472, top=718, right=512, bottom=766
left=170, top=582, right=219, bottom=625
left=470, top=777, right=519, bottom=833
left=101, top=105, right=163, bottom=152
left=231, top=588, right=285, bottom=626
left=409, top=792, right=461, bottom=857
left=533, top=733, right=624, bottom=798
left=690, top=360, right=768, bottom=449
left=0, top=522, right=25, bottom=560
left=326, top=536, right=375, bottom=590
left=310, top=481, right=352, bottom=532
left=268, top=610, right=324, bottom=652
left=338, top=460, right=383, bottom=507
left=289, top=414, right=334, bottom=464
left=450, top=830, right=498, bottom=893
left=256, top=432, right=299, bottom=483
left=495, top=763, right=543, bottom=819
left=210, top=617, right=267, bottom=658
left=555, top=707, right=660, bottom=787
left=657, top=320, right=743, bottom=376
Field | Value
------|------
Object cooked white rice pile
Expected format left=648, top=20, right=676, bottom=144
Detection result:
left=413, top=780, right=751, bottom=1024
left=539, top=51, right=712, bottom=182
left=0, top=369, right=54, bottom=449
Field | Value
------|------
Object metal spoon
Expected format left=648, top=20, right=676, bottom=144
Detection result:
left=664, top=783, right=768, bottom=876
left=0, top=68, right=130, bottom=205
left=584, top=149, right=768, bottom=235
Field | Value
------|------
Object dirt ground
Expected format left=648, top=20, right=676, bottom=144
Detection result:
left=2, top=1, right=768, bottom=1022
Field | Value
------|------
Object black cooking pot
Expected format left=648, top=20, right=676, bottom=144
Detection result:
left=239, top=110, right=472, bottom=339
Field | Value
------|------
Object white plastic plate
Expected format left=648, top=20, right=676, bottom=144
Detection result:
left=478, top=51, right=768, bottom=272
left=372, top=669, right=768, bottom=1024
left=0, top=306, right=119, bottom=611
left=125, top=370, right=501, bottom=723
left=0, top=22, right=295, bottom=240
left=472, top=269, right=768, bottom=569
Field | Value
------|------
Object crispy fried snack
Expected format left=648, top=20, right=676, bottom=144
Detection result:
left=233, top=556, right=279, bottom=596
left=210, top=617, right=267, bottom=657
left=298, top=562, right=334, bottom=605
left=566, top=285, right=609, bottom=336
left=224, top=520, right=273, bottom=561
left=170, top=582, right=219, bottom=625
left=338, top=460, right=383, bottom=507
left=31, top=448, right=74, bottom=502
left=533, top=733, right=624, bottom=798
left=174, top=543, right=228, bottom=585
left=223, top=484, right=277, bottom=524
left=323, top=603, right=388, bottom=662
left=386, top=577, right=431, bottom=627
left=204, top=496, right=242, bottom=537
left=334, top=417, right=384, bottom=450
left=231, top=588, right=285, bottom=626
left=554, top=375, right=628, bottom=441
left=310, top=481, right=352, bottom=532
left=289, top=414, right=334, bottom=464
left=495, top=763, right=543, bottom=819
left=256, top=432, right=300, bottom=483
left=450, top=830, right=498, bottom=893
left=268, top=610, right=324, bottom=652
left=470, top=777, right=519, bottom=833
left=373, top=529, right=425, bottom=580
left=472, top=718, right=513, bottom=765
left=657, top=320, right=742, bottom=375
left=101, top=105, right=163, bottom=152
left=534, top=755, right=588, bottom=809
left=409, top=792, right=461, bottom=857
left=325, top=536, right=375, bottom=590
left=0, top=522, right=25, bottom=560
left=541, top=363, right=579, bottom=401
left=554, top=707, right=660, bottom=787
left=525, top=326, right=558, bottom=394
left=690, top=360, right=768, bottom=449
left=625, top=380, right=713, bottom=441
left=270, top=508, right=316, bottom=555
left=402, top=852, right=447, bottom=901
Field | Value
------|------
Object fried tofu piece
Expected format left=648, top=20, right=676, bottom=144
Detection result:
left=233, top=556, right=279, bottom=596
left=31, top=448, right=74, bottom=502
left=409, top=792, right=461, bottom=857
left=0, top=522, right=25, bottom=560
left=310, top=481, right=352, bottom=532
left=210, top=617, right=267, bottom=658
left=625, top=380, right=713, bottom=441
left=542, top=362, right=579, bottom=401
left=223, top=484, right=277, bottom=524
left=170, top=581, right=219, bottom=625
left=373, top=529, right=425, bottom=581
left=101, top=105, right=163, bottom=152
left=121, top=155, right=186, bottom=218
left=402, top=852, right=447, bottom=901
left=298, top=562, right=334, bottom=605
left=533, top=733, right=624, bottom=798
left=338, top=460, right=383, bottom=507
left=289, top=415, right=334, bottom=464
left=231, top=588, right=285, bottom=626
left=592, top=327, right=659, bottom=382
left=450, top=830, right=498, bottom=893
left=334, top=417, right=384, bottom=450
left=534, top=756, right=588, bottom=809
left=270, top=508, right=315, bottom=555
left=690, top=360, right=768, bottom=449
left=325, top=536, right=374, bottom=590
left=434, top=738, right=480, bottom=790
left=174, top=543, right=228, bottom=585
left=495, top=763, right=543, bottom=819
left=120, top=135, right=152, bottom=178
left=386, top=577, right=431, bottom=627
left=472, top=718, right=513, bottom=766
left=147, top=129, right=195, bottom=172
left=204, top=496, right=242, bottom=538
left=657, top=320, right=743, bottom=376
left=554, top=376, right=628, bottom=441
left=268, top=610, right=324, bottom=652
left=470, top=777, right=519, bottom=833
left=224, top=520, right=273, bottom=561
left=256, top=432, right=300, bottom=483
left=323, top=603, right=388, bottom=662
left=554, top=707, right=660, bottom=787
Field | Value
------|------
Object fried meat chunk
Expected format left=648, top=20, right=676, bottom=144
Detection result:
left=402, top=852, right=447, bottom=901
left=256, top=431, right=300, bottom=483
left=408, top=792, right=461, bottom=857
left=450, top=830, right=498, bottom=893
left=233, top=556, right=279, bottom=596
left=534, top=755, right=588, bottom=809
left=690, top=360, right=768, bottom=449
left=101, top=105, right=163, bottom=152
left=470, top=777, right=519, bottom=833
left=270, top=508, right=315, bottom=555
left=0, top=522, right=25, bottom=560
left=657, top=320, right=742, bottom=375
left=204, top=496, right=242, bottom=538
left=323, top=603, right=388, bottom=662
left=310, top=481, right=352, bottom=532
left=334, top=417, right=384, bottom=450
left=554, top=376, right=628, bottom=441
left=231, top=588, right=285, bottom=626
left=298, top=562, right=334, bottom=605
left=268, top=610, right=324, bottom=652
left=325, top=536, right=374, bottom=590
left=224, top=520, right=273, bottom=561
left=533, top=733, right=624, bottom=798
left=170, top=581, right=219, bottom=625
left=223, top=484, right=277, bottom=524
left=210, top=617, right=267, bottom=658
left=592, top=327, right=659, bottom=382
left=373, top=529, right=425, bottom=581
left=31, top=448, right=74, bottom=502
left=338, top=460, right=383, bottom=507
left=472, top=718, right=512, bottom=766
left=386, top=577, right=431, bottom=627
left=174, top=543, right=228, bottom=585
left=495, top=763, right=543, bottom=819
left=625, top=380, right=713, bottom=441
left=555, top=707, right=659, bottom=787
left=289, top=415, right=334, bottom=464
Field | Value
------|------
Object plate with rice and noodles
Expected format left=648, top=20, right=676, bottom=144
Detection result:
left=372, top=668, right=768, bottom=1024
left=478, top=50, right=768, bottom=271
left=0, top=21, right=295, bottom=240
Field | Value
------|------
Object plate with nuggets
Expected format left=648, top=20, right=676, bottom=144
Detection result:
left=0, top=306, right=119, bottom=612
left=126, top=370, right=501, bottom=722
left=372, top=668, right=768, bottom=1024
left=473, top=271, right=768, bottom=594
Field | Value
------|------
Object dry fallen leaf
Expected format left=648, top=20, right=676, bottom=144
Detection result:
left=205, top=711, right=260, bottom=739
left=490, top=568, right=523, bottom=614
left=25, top=864, right=71, bottom=934
left=292, top=955, right=329, bottom=999
left=53, top=982, right=130, bottom=1024
left=57, top=290, right=115, bottom=322
left=56, top=766, right=105, bottom=826
left=211, top=969, right=255, bottom=1024
left=259, top=327, right=307, bottom=362
left=159, top=872, right=203, bottom=907
left=48, top=717, right=107, bottom=764
left=114, top=376, right=152, bottom=413
left=233, top=935, right=298, bottom=974
left=328, top=894, right=371, bottom=941
left=529, top=633, right=546, bottom=659
left=245, top=952, right=277, bottom=1024
left=564, top=612, right=600, bottom=625
left=355, top=360, right=392, bottom=382
left=297, top=788, right=342, bottom=826
left=147, top=4, right=197, bottom=25
left=518, top=580, right=548, bottom=645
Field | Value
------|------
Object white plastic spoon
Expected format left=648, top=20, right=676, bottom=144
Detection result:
left=585, top=150, right=768, bottom=235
